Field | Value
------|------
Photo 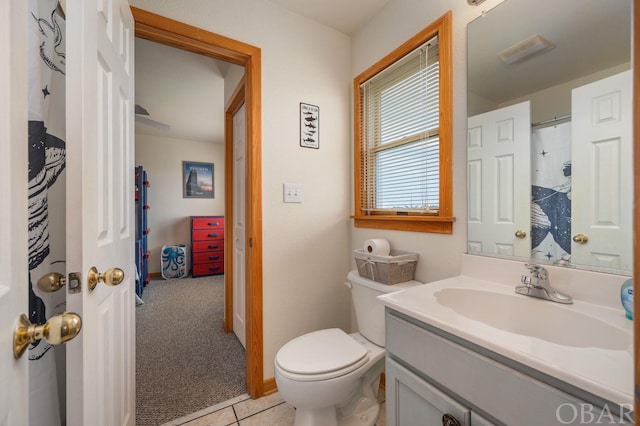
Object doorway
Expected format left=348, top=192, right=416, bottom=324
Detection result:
left=132, top=7, right=265, bottom=399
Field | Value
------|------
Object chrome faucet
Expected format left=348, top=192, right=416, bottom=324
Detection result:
left=516, top=263, right=573, bottom=304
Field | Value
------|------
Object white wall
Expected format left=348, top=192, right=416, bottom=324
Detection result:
left=224, top=65, right=245, bottom=105
left=130, top=0, right=353, bottom=379
left=349, top=0, right=506, bottom=285
left=135, top=133, right=225, bottom=273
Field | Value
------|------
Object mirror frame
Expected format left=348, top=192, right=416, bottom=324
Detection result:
left=633, top=0, right=638, bottom=417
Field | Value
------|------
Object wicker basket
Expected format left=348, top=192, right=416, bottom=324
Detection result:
left=354, top=249, right=418, bottom=284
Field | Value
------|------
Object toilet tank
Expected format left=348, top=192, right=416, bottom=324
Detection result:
left=347, top=270, right=422, bottom=347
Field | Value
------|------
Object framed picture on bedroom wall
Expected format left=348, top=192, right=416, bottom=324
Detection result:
left=182, top=161, right=214, bottom=198
left=300, top=102, right=319, bottom=149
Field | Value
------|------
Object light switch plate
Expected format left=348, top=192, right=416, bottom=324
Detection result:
left=283, top=183, right=302, bottom=203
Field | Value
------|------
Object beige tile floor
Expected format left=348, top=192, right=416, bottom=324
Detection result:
left=162, top=389, right=387, bottom=426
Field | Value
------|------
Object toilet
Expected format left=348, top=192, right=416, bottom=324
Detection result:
left=274, top=270, right=422, bottom=426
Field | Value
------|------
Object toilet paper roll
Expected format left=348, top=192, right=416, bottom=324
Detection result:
left=363, top=239, right=391, bottom=256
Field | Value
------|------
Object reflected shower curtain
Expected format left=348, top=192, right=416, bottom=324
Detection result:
left=28, top=0, right=67, bottom=424
left=530, top=122, right=571, bottom=265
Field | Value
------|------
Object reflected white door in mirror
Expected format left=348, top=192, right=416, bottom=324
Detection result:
left=571, top=70, right=632, bottom=271
left=467, top=101, right=531, bottom=258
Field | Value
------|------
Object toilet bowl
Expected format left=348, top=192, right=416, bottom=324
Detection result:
left=274, top=271, right=422, bottom=426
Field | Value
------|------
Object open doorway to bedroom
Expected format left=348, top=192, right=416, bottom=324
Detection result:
left=131, top=7, right=264, bottom=424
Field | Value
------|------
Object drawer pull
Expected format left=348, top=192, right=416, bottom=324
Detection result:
left=208, top=222, right=220, bottom=226
left=208, top=245, right=220, bottom=250
left=442, top=414, right=461, bottom=426
left=207, top=233, right=220, bottom=238
left=209, top=267, right=220, bottom=271
left=208, top=256, right=220, bottom=260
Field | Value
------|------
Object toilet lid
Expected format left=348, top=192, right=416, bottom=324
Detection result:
left=276, top=328, right=368, bottom=376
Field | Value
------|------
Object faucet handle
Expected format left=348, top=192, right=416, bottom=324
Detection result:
left=524, top=263, right=548, bottom=280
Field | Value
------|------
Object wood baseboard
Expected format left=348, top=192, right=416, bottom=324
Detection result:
left=263, top=377, right=278, bottom=395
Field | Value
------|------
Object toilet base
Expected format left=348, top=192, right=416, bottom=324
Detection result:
left=294, top=401, right=380, bottom=426
left=341, top=402, right=380, bottom=426
left=292, top=368, right=382, bottom=426
left=294, top=406, right=338, bottom=426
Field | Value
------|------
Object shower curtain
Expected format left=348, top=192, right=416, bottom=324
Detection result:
left=530, top=122, right=571, bottom=265
left=28, top=0, right=67, bottom=424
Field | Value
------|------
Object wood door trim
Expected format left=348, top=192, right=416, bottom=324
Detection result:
left=131, top=7, right=264, bottom=399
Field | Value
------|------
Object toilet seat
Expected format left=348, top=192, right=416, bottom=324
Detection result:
left=275, top=328, right=369, bottom=382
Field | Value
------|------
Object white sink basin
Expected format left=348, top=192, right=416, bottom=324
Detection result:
left=378, top=274, right=634, bottom=407
left=434, top=287, right=630, bottom=350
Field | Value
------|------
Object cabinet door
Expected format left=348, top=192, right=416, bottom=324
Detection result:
left=471, top=412, right=496, bottom=426
left=387, top=358, right=470, bottom=426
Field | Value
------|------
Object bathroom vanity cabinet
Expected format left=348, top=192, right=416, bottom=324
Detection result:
left=385, top=308, right=633, bottom=426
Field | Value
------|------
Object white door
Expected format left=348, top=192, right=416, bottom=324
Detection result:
left=571, top=70, right=633, bottom=270
left=467, top=101, right=531, bottom=258
left=65, top=1, right=135, bottom=425
left=233, top=104, right=246, bottom=348
left=0, top=0, right=29, bottom=423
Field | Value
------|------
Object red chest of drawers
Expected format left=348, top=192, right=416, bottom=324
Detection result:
left=190, top=216, right=224, bottom=277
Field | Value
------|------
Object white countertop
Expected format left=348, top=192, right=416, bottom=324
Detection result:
left=379, top=270, right=634, bottom=408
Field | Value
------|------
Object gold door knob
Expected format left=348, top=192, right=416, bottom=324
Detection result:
left=515, top=229, right=527, bottom=239
left=88, top=266, right=125, bottom=291
left=13, top=312, right=82, bottom=359
left=37, top=272, right=67, bottom=292
left=572, top=234, right=589, bottom=244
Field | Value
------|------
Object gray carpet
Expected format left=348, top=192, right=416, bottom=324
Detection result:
left=136, top=275, right=246, bottom=425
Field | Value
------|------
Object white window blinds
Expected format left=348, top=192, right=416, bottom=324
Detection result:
left=359, top=36, right=440, bottom=213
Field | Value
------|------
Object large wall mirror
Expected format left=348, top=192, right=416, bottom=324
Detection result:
left=467, top=0, right=633, bottom=275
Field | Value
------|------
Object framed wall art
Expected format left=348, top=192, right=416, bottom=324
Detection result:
left=182, top=161, right=214, bottom=198
left=300, top=102, right=319, bottom=149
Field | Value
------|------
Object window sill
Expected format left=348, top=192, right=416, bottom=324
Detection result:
left=352, top=215, right=455, bottom=234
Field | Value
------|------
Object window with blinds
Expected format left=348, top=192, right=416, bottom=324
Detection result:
left=360, top=37, right=440, bottom=213
left=352, top=12, right=453, bottom=233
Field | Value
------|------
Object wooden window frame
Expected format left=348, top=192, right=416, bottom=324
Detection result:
left=353, top=11, right=454, bottom=234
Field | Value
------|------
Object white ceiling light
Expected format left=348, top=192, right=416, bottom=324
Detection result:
left=498, top=34, right=555, bottom=65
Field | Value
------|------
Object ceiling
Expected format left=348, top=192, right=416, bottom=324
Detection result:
left=267, top=0, right=391, bottom=35
left=134, top=0, right=392, bottom=142
left=134, top=37, right=241, bottom=142
left=468, top=0, right=631, bottom=105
